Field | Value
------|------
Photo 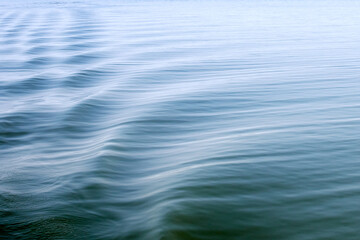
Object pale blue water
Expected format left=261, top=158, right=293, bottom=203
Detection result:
left=1, top=1, right=360, bottom=239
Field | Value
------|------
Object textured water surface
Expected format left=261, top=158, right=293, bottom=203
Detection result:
left=1, top=0, right=360, bottom=239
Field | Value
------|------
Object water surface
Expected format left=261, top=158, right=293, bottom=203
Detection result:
left=1, top=1, right=360, bottom=239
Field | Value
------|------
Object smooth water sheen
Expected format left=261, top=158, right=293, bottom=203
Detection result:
left=1, top=1, right=360, bottom=239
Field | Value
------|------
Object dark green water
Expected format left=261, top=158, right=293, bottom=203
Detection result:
left=1, top=1, right=360, bottom=239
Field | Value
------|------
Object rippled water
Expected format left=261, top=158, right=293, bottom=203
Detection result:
left=1, top=0, right=360, bottom=239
